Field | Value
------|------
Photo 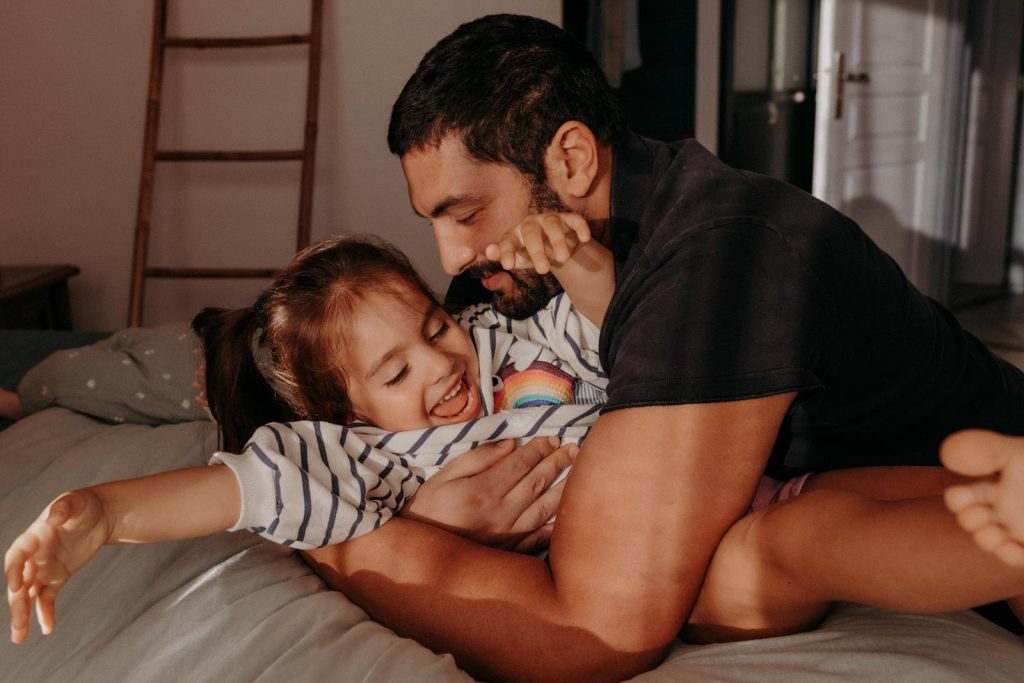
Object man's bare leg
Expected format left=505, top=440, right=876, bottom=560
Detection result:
left=942, top=430, right=1024, bottom=567
left=685, top=468, right=1024, bottom=643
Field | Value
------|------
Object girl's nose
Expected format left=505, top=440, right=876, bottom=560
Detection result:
left=425, top=345, right=456, bottom=384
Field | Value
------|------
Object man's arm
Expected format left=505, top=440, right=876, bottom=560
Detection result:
left=303, top=392, right=794, bottom=683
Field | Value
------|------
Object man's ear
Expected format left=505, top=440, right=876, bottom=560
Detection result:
left=544, top=121, right=601, bottom=200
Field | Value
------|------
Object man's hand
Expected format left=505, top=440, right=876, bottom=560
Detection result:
left=485, top=212, right=592, bottom=275
left=401, top=437, right=577, bottom=553
left=6, top=490, right=111, bottom=644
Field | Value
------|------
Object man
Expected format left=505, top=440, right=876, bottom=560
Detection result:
left=303, top=14, right=1024, bottom=682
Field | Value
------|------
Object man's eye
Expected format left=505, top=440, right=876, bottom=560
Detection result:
left=429, top=322, right=449, bottom=342
left=456, top=211, right=479, bottom=225
left=386, top=366, right=409, bottom=387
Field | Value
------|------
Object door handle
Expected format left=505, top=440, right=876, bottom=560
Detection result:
left=832, top=51, right=870, bottom=120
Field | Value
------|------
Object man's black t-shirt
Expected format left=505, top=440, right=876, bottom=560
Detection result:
left=600, top=133, right=1024, bottom=470
left=445, top=132, right=1024, bottom=472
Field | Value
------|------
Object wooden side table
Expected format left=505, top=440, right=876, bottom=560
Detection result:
left=0, top=265, right=81, bottom=329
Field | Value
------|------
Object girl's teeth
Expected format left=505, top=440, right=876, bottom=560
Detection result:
left=438, top=379, right=462, bottom=404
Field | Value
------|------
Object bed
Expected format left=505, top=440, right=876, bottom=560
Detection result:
left=2, top=328, right=1023, bottom=681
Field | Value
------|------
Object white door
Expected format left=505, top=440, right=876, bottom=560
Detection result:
left=813, top=0, right=962, bottom=301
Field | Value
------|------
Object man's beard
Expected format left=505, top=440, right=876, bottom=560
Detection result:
left=469, top=182, right=578, bottom=319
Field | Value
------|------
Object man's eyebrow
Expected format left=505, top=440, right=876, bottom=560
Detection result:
left=417, top=194, right=481, bottom=219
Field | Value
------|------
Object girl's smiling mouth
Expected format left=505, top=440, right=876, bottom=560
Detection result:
left=430, top=375, right=478, bottom=421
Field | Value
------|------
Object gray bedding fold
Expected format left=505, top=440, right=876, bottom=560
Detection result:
left=2, top=408, right=1023, bottom=682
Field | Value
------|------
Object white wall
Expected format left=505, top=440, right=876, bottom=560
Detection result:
left=0, top=0, right=560, bottom=330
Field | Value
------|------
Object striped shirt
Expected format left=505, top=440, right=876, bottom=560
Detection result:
left=211, top=293, right=608, bottom=549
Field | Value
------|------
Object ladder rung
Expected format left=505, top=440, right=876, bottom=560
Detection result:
left=144, top=267, right=279, bottom=279
left=162, top=34, right=311, bottom=49
left=155, top=150, right=305, bottom=162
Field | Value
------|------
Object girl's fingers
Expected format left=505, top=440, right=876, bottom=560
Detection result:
left=4, top=532, right=41, bottom=593
left=5, top=547, right=27, bottom=593
left=484, top=242, right=501, bottom=263
left=498, top=237, right=520, bottom=271
left=487, top=213, right=594, bottom=275
left=36, top=585, right=58, bottom=635
left=8, top=581, right=31, bottom=647
left=520, top=224, right=551, bottom=273
left=564, top=213, right=592, bottom=243
left=483, top=238, right=520, bottom=271
left=538, top=216, right=572, bottom=264
left=30, top=559, right=69, bottom=591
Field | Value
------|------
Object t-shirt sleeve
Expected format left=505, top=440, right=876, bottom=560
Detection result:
left=601, top=224, right=834, bottom=411
left=210, top=420, right=424, bottom=549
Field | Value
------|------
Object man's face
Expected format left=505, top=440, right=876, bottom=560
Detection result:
left=401, top=137, right=571, bottom=318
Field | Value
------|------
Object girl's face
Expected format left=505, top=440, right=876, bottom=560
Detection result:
left=341, top=284, right=482, bottom=431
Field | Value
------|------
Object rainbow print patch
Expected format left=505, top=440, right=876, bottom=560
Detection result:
left=494, top=360, right=575, bottom=411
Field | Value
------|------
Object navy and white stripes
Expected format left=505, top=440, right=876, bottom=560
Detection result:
left=211, top=293, right=608, bottom=549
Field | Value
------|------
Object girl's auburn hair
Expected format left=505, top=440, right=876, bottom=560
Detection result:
left=193, top=234, right=439, bottom=452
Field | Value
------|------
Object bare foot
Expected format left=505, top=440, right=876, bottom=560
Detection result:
left=942, top=429, right=1024, bottom=567
left=0, top=389, right=24, bottom=421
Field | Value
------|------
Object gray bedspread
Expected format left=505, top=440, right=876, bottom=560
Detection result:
left=2, top=407, right=1023, bottom=682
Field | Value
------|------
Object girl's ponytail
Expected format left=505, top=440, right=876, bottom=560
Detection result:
left=192, top=307, right=294, bottom=452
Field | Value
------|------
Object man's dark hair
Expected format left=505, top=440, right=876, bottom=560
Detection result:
left=387, top=13, right=627, bottom=183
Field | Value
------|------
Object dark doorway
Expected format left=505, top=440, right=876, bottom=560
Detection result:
left=563, top=1, right=697, bottom=143
left=718, top=0, right=819, bottom=191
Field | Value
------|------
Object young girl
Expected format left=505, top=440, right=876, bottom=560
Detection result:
left=5, top=224, right=1024, bottom=648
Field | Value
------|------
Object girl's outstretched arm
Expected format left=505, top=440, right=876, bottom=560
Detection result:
left=4, top=464, right=239, bottom=644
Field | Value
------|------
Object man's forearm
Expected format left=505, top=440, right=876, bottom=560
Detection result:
left=304, top=397, right=794, bottom=682
left=303, top=518, right=666, bottom=683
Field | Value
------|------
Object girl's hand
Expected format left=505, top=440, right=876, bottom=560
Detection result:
left=401, top=437, right=577, bottom=553
left=485, top=212, right=592, bottom=274
left=5, top=490, right=111, bottom=644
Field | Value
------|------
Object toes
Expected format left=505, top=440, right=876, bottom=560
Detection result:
left=973, top=524, right=1009, bottom=553
left=954, top=503, right=995, bottom=532
left=994, top=540, right=1024, bottom=567
left=945, top=482, right=998, bottom=511
left=941, top=429, right=1018, bottom=477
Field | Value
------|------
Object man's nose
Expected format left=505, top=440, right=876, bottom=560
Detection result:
left=434, top=221, right=479, bottom=276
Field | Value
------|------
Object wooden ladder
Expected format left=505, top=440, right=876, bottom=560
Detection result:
left=127, top=0, right=324, bottom=326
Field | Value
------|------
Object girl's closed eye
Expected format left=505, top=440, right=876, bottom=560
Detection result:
left=429, top=321, right=449, bottom=342
left=386, top=366, right=409, bottom=387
